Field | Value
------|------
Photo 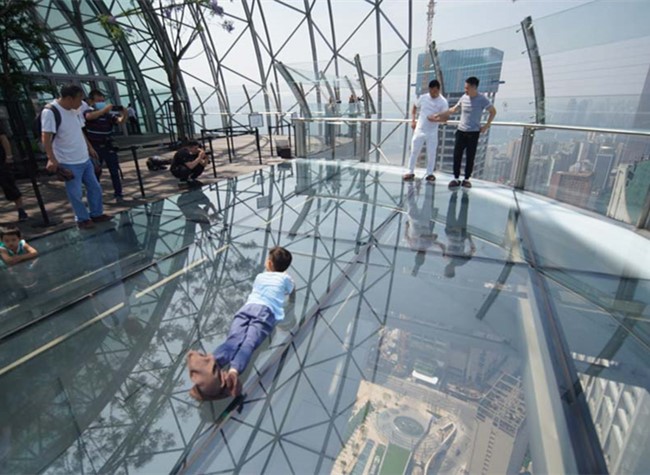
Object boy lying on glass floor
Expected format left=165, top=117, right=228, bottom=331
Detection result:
left=187, top=246, right=295, bottom=401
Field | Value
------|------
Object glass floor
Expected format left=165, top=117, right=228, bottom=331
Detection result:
left=0, top=159, right=648, bottom=474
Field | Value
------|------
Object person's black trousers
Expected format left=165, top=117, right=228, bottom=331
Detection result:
left=453, top=130, right=480, bottom=180
left=172, top=164, right=204, bottom=181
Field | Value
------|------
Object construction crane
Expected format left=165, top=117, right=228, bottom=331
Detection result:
left=418, top=0, right=437, bottom=94
left=426, top=0, right=435, bottom=47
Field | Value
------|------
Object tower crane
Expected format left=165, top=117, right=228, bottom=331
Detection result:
left=426, top=0, right=435, bottom=47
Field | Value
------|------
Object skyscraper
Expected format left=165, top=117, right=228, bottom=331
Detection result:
left=549, top=171, right=593, bottom=208
left=580, top=374, right=650, bottom=474
left=592, top=145, right=617, bottom=192
left=416, top=47, right=504, bottom=178
left=620, top=64, right=650, bottom=164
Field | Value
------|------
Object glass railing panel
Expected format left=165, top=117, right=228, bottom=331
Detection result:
left=316, top=119, right=522, bottom=185
left=455, top=123, right=520, bottom=184
left=532, top=0, right=650, bottom=130
left=516, top=188, right=650, bottom=277
left=364, top=119, right=408, bottom=167
left=522, top=129, right=650, bottom=225
left=516, top=186, right=650, bottom=348
left=297, top=116, right=648, bottom=231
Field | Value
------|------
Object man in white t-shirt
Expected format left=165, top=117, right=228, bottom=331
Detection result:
left=404, top=79, right=449, bottom=183
left=41, top=84, right=112, bottom=229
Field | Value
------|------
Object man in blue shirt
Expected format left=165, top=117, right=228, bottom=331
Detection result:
left=187, top=246, right=295, bottom=400
left=436, top=76, right=497, bottom=189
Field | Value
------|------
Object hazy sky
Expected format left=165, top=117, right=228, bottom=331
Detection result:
left=430, top=0, right=593, bottom=43
left=182, top=0, right=649, bottom=121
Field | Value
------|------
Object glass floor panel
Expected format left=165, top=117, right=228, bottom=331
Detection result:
left=0, top=159, right=648, bottom=474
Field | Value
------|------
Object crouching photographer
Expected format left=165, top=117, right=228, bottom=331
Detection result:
left=170, top=140, right=209, bottom=187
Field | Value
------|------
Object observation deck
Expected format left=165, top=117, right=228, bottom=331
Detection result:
left=0, top=158, right=647, bottom=474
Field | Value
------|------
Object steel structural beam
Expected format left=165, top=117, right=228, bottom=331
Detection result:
left=401, top=0, right=413, bottom=167
left=241, top=0, right=272, bottom=119
left=275, top=61, right=312, bottom=119
left=137, top=0, right=192, bottom=125
left=32, top=3, right=77, bottom=77
left=190, top=4, right=232, bottom=129
left=513, top=126, right=536, bottom=190
left=85, top=1, right=159, bottom=132
left=52, top=1, right=110, bottom=79
left=303, top=0, right=324, bottom=112
left=521, top=16, right=546, bottom=124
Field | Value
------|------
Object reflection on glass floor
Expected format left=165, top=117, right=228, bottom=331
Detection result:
left=0, top=160, right=648, bottom=474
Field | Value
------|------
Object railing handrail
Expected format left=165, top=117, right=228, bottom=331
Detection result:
left=191, top=112, right=650, bottom=138
left=290, top=117, right=650, bottom=138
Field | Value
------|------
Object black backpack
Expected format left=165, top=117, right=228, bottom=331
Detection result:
left=147, top=155, right=171, bottom=171
left=33, top=103, right=62, bottom=142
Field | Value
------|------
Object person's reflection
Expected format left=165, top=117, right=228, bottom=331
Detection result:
left=324, top=162, right=341, bottom=195
left=405, top=181, right=442, bottom=276
left=442, top=190, right=476, bottom=278
left=81, top=226, right=142, bottom=338
left=177, top=189, right=219, bottom=233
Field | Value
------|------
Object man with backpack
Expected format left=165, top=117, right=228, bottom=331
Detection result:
left=40, top=84, right=112, bottom=229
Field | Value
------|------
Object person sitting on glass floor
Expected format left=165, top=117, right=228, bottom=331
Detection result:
left=187, top=246, right=295, bottom=401
left=0, top=226, right=38, bottom=266
left=170, top=140, right=209, bottom=187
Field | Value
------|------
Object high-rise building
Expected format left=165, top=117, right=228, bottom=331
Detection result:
left=549, top=171, right=593, bottom=208
left=527, top=157, right=553, bottom=192
left=620, top=64, right=650, bottom=164
left=468, top=373, right=527, bottom=475
left=593, top=145, right=617, bottom=192
left=607, top=160, right=650, bottom=223
left=580, top=374, right=650, bottom=474
left=416, top=48, right=504, bottom=178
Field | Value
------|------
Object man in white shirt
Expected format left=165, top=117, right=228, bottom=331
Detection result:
left=404, top=79, right=448, bottom=182
left=41, top=84, right=112, bottom=229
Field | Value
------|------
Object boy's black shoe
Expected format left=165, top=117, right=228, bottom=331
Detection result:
left=223, top=370, right=242, bottom=398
